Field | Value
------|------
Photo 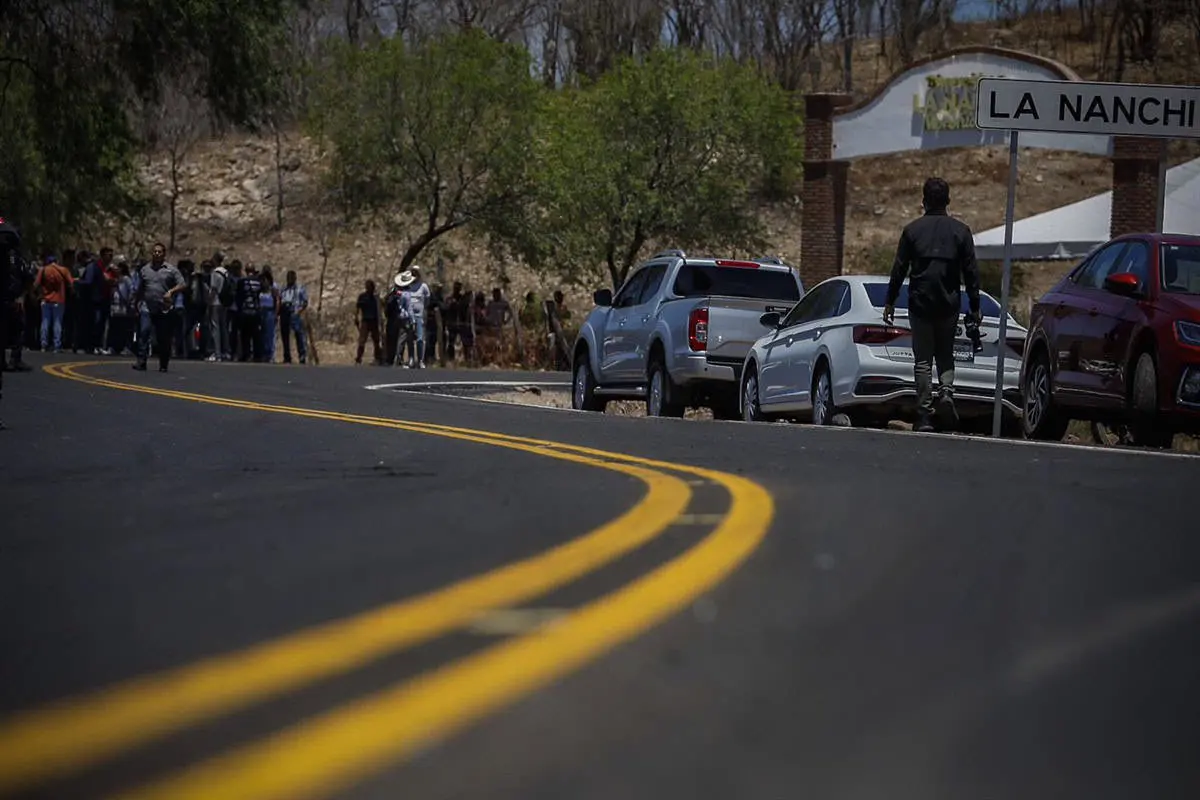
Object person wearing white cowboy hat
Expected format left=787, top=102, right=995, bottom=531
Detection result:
left=396, top=266, right=431, bottom=368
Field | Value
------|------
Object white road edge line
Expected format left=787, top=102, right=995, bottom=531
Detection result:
left=363, top=382, right=1198, bottom=461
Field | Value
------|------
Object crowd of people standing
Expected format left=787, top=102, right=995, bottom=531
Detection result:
left=354, top=267, right=574, bottom=369
left=6, top=245, right=310, bottom=373
left=3, top=240, right=576, bottom=376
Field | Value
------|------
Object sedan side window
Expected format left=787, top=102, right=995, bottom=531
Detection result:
left=1076, top=243, right=1128, bottom=290
left=781, top=284, right=827, bottom=328
left=829, top=281, right=850, bottom=316
left=1113, top=240, right=1151, bottom=291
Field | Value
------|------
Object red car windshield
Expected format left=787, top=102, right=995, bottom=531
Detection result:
left=1161, top=244, right=1200, bottom=295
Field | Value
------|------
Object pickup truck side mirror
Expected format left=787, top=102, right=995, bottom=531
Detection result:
left=593, top=288, right=613, bottom=307
left=759, top=311, right=782, bottom=329
left=1104, top=272, right=1140, bottom=297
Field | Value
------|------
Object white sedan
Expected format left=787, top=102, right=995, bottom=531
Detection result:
left=739, top=275, right=1027, bottom=433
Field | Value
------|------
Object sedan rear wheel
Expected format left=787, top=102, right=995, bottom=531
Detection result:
left=811, top=365, right=834, bottom=426
left=743, top=368, right=764, bottom=423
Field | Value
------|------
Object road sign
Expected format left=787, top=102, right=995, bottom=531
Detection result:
left=973, top=76, right=1199, bottom=436
left=976, top=78, right=1200, bottom=139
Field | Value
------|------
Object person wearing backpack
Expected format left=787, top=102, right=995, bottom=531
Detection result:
left=235, top=264, right=263, bottom=363
left=209, top=257, right=235, bottom=361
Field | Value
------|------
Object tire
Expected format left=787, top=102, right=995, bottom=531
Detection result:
left=742, top=366, right=766, bottom=423
left=1129, top=352, right=1175, bottom=448
left=1022, top=350, right=1069, bottom=441
left=572, top=353, right=606, bottom=412
left=646, top=358, right=685, bottom=418
left=810, top=363, right=835, bottom=426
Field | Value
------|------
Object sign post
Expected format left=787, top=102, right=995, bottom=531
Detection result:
left=976, top=77, right=1200, bottom=437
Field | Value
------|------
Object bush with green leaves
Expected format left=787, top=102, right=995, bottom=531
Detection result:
left=308, top=30, right=541, bottom=270
left=504, top=48, right=802, bottom=290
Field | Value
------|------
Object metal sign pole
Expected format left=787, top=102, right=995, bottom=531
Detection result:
left=991, top=129, right=1020, bottom=438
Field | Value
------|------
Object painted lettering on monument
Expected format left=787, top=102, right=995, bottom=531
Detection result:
left=913, top=75, right=981, bottom=132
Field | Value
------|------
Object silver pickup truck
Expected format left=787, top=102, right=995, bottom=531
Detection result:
left=570, top=251, right=805, bottom=418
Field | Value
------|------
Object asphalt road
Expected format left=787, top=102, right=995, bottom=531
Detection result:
left=1, top=354, right=1198, bottom=800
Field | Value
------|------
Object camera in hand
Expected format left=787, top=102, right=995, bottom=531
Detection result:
left=963, top=313, right=983, bottom=353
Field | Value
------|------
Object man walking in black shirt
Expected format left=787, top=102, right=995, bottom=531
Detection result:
left=884, top=177, right=982, bottom=433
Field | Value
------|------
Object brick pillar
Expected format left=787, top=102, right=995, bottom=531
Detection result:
left=1110, top=137, right=1166, bottom=238
left=801, top=93, right=852, bottom=289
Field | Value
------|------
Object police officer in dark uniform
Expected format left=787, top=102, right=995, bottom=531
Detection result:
left=0, top=215, right=22, bottom=431
left=883, top=177, right=981, bottom=433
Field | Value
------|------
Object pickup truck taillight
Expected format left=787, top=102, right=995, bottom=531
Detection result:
left=688, top=307, right=709, bottom=351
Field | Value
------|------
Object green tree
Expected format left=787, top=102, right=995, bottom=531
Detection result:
left=0, top=0, right=294, bottom=250
left=516, top=48, right=802, bottom=290
left=309, top=30, right=542, bottom=270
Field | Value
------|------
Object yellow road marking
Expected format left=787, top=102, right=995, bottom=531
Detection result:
left=466, top=608, right=569, bottom=636
left=118, top=473, right=773, bottom=800
left=0, top=363, right=691, bottom=793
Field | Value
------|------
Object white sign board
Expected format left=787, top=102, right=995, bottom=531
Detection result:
left=977, top=78, right=1200, bottom=139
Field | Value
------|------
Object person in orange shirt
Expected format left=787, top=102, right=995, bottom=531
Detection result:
left=35, top=255, right=73, bottom=352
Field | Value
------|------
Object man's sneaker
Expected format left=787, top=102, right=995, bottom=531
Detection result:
left=936, top=390, right=960, bottom=430
left=159, top=367, right=168, bottom=373
left=916, top=413, right=935, bottom=433
left=8, top=362, right=31, bottom=372
left=132, top=363, right=147, bottom=371
left=206, top=354, right=218, bottom=362
left=417, top=361, right=425, bottom=369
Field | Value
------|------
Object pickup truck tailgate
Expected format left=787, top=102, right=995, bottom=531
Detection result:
left=705, top=296, right=794, bottom=365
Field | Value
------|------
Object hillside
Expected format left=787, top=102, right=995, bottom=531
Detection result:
left=116, top=12, right=1200, bottom=363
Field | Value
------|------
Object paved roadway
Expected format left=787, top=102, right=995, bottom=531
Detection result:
left=1, top=354, right=1198, bottom=800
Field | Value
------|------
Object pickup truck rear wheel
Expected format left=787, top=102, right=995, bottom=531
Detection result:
left=572, top=356, right=606, bottom=413
left=646, top=359, right=685, bottom=418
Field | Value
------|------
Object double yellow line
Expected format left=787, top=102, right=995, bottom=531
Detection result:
left=0, top=362, right=774, bottom=800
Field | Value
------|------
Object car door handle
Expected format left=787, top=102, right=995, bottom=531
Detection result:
left=618, top=318, right=627, bottom=326
left=641, top=315, right=651, bottom=323
left=1088, top=307, right=1098, bottom=316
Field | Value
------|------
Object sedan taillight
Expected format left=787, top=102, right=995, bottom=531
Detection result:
left=688, top=307, right=709, bottom=351
left=853, top=324, right=906, bottom=345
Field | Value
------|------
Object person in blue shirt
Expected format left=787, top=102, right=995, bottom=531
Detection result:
left=279, top=270, right=309, bottom=364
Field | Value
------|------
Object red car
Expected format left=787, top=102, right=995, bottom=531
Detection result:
left=1021, top=232, right=1200, bottom=446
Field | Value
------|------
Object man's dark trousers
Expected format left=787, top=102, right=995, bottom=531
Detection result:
left=911, top=312, right=958, bottom=418
left=138, top=311, right=177, bottom=370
